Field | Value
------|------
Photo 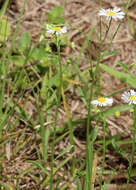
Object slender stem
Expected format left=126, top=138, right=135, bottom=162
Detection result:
left=94, top=18, right=112, bottom=96
left=99, top=17, right=102, bottom=42
left=85, top=38, right=95, bottom=190
left=126, top=106, right=136, bottom=189
left=61, top=87, right=75, bottom=174
left=100, top=114, right=106, bottom=189
left=50, top=36, right=63, bottom=190
left=103, top=21, right=122, bottom=54
left=102, top=18, right=112, bottom=44
left=86, top=85, right=94, bottom=190
left=125, top=0, right=131, bottom=13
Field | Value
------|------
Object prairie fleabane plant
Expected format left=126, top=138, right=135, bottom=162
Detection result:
left=48, top=26, right=67, bottom=189
left=84, top=4, right=125, bottom=190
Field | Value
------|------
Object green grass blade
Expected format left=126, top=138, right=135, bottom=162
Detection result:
left=76, top=177, right=82, bottom=190
left=55, top=104, right=131, bottom=135
left=55, top=145, right=73, bottom=160
left=42, top=157, right=71, bottom=187
left=100, top=64, right=136, bottom=88
left=0, top=0, right=9, bottom=18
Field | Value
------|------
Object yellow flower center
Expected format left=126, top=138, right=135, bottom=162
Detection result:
left=53, top=27, right=61, bottom=31
left=107, top=11, right=116, bottom=16
left=98, top=97, right=106, bottom=103
left=129, top=96, right=136, bottom=101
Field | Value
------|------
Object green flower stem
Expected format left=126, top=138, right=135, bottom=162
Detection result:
left=100, top=114, right=106, bottom=189
left=85, top=34, right=97, bottom=189
left=125, top=0, right=131, bottom=13
left=86, top=85, right=94, bottom=190
left=50, top=36, right=62, bottom=190
left=102, top=17, right=112, bottom=44
left=99, top=17, right=102, bottom=42
left=126, top=105, right=136, bottom=189
left=103, top=21, right=122, bottom=55
left=94, top=18, right=112, bottom=96
left=61, top=87, right=75, bottom=175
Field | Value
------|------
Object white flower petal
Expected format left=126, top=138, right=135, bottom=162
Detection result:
left=91, top=97, right=113, bottom=107
left=113, top=7, right=121, bottom=12
left=46, top=25, right=67, bottom=35
left=98, top=7, right=125, bottom=20
left=122, top=90, right=136, bottom=105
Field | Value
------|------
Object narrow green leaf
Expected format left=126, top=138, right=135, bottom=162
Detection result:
left=118, top=61, right=130, bottom=73
left=11, top=55, right=25, bottom=67
left=55, top=145, right=73, bottom=160
left=0, top=19, right=10, bottom=41
left=91, top=125, right=98, bottom=142
left=103, top=104, right=131, bottom=118
left=102, top=50, right=120, bottom=58
left=18, top=165, right=38, bottom=177
left=0, top=0, right=9, bottom=18
left=111, top=138, right=128, bottom=160
left=18, top=32, right=31, bottom=52
left=78, top=87, right=88, bottom=107
left=55, top=104, right=131, bottom=135
left=100, top=64, right=136, bottom=88
left=76, top=177, right=82, bottom=190
left=42, top=157, right=71, bottom=187
left=41, top=73, right=48, bottom=99
left=28, top=160, right=48, bottom=175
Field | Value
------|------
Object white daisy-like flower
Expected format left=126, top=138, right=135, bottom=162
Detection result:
left=91, top=97, right=113, bottom=107
left=121, top=90, right=136, bottom=105
left=46, top=25, right=67, bottom=35
left=98, top=8, right=125, bottom=20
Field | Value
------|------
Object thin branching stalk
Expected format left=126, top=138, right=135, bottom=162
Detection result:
left=94, top=18, right=112, bottom=96
left=102, top=18, right=112, bottom=44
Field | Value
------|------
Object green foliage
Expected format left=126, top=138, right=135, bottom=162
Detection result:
left=91, top=125, right=98, bottom=142
left=0, top=0, right=9, bottom=18
left=102, top=50, right=120, bottom=58
left=55, top=145, right=73, bottom=160
left=118, top=61, right=130, bottom=73
left=111, top=137, right=128, bottom=160
left=0, top=19, right=10, bottom=41
left=77, top=86, right=88, bottom=107
left=11, top=55, right=25, bottom=67
left=76, top=177, right=82, bottom=190
left=18, top=32, right=31, bottom=53
left=100, top=64, right=136, bottom=88
left=103, top=104, right=131, bottom=118
left=46, top=6, right=65, bottom=24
